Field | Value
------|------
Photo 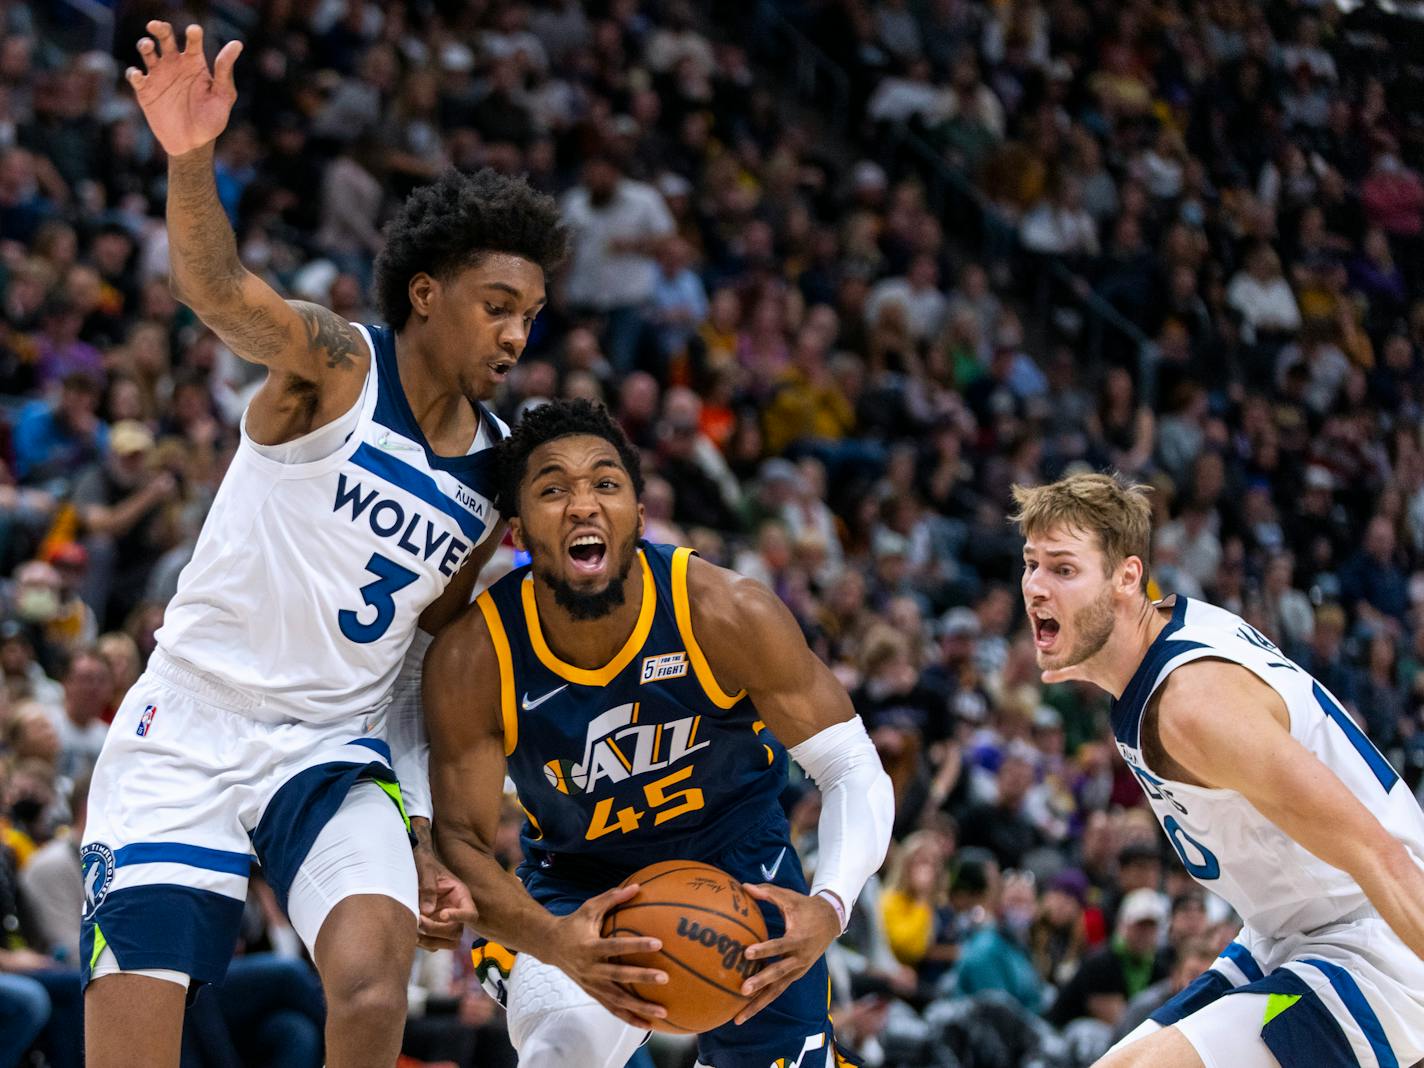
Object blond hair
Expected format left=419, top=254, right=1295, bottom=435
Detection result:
left=885, top=831, right=949, bottom=904
left=1011, top=472, right=1153, bottom=592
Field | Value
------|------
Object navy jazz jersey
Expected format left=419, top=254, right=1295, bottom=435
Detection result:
left=477, top=541, right=788, bottom=873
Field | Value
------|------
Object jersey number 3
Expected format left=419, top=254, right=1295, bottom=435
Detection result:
left=340, top=553, right=419, bottom=643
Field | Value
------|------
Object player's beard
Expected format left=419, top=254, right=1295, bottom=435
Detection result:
left=1043, top=583, right=1116, bottom=671
left=535, top=530, right=640, bottom=621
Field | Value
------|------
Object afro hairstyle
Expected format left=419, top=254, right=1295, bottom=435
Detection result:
left=496, top=399, right=645, bottom=519
left=374, top=169, right=567, bottom=331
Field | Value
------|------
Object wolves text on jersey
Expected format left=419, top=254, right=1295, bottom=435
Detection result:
left=333, top=472, right=470, bottom=576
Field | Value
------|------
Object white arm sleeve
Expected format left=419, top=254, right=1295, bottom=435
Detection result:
left=788, top=717, right=895, bottom=930
left=387, top=628, right=434, bottom=822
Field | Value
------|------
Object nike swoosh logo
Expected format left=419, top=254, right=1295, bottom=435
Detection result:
left=521, top=685, right=569, bottom=711
left=760, top=847, right=787, bottom=882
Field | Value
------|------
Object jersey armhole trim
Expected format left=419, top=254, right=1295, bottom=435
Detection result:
left=671, top=546, right=745, bottom=710
left=476, top=592, right=519, bottom=755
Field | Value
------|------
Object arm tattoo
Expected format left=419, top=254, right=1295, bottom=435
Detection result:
left=166, top=149, right=293, bottom=363
left=292, top=302, right=363, bottom=370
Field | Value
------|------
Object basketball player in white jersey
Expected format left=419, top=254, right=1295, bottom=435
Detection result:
left=82, top=23, right=564, bottom=1067
left=1013, top=472, right=1424, bottom=1068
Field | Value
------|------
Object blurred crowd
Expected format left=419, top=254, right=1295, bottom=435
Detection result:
left=0, top=0, right=1421, bottom=1065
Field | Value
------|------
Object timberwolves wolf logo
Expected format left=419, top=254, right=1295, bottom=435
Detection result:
left=543, top=702, right=709, bottom=795
left=81, top=843, right=115, bottom=920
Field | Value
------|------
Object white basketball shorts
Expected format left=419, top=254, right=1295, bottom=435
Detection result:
left=80, top=650, right=417, bottom=990
left=1114, top=914, right=1424, bottom=1068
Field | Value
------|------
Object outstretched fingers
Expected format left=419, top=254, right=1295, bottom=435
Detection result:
left=135, top=37, right=158, bottom=70
left=213, top=40, right=243, bottom=91
left=146, top=21, right=177, bottom=55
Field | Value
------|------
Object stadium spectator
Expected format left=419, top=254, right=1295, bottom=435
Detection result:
left=0, top=0, right=1422, bottom=1061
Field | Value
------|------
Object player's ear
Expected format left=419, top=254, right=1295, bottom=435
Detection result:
left=408, top=273, right=437, bottom=320
left=1120, top=554, right=1143, bottom=594
left=509, top=517, right=526, bottom=552
left=636, top=502, right=645, bottom=541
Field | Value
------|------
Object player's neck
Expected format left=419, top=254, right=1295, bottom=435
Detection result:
left=1086, top=600, right=1174, bottom=699
left=533, top=567, right=647, bottom=670
left=393, top=330, right=478, bottom=456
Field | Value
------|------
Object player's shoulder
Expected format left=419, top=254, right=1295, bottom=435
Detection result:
left=680, top=551, right=803, bottom=692
left=1154, top=655, right=1286, bottom=737
left=682, top=550, right=787, bottom=633
left=426, top=592, right=498, bottom=676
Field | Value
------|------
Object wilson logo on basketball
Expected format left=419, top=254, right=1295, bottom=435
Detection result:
left=675, top=917, right=760, bottom=980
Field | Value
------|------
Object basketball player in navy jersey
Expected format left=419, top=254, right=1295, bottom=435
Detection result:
left=425, top=400, right=895, bottom=1067
left=85, top=24, right=563, bottom=1068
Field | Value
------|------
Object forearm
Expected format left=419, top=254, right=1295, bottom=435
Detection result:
left=86, top=489, right=159, bottom=537
left=166, top=146, right=245, bottom=311
left=437, top=831, right=563, bottom=959
left=790, top=717, right=896, bottom=929
left=1358, top=842, right=1424, bottom=959
left=166, top=147, right=292, bottom=362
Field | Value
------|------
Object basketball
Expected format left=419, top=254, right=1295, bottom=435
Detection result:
left=600, top=860, right=769, bottom=1034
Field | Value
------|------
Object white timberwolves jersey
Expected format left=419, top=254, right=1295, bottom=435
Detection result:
left=1115, top=596, right=1424, bottom=940
left=156, top=323, right=503, bottom=725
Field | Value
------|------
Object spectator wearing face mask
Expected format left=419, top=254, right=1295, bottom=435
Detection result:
left=5, top=558, right=94, bottom=677
left=952, top=861, right=1044, bottom=1013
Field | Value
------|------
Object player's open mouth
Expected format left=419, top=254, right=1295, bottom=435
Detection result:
left=568, top=534, right=607, bottom=575
left=490, top=360, right=514, bottom=381
left=1032, top=612, right=1060, bottom=650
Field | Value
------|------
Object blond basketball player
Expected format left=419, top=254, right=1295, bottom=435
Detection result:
left=1013, top=472, right=1424, bottom=1068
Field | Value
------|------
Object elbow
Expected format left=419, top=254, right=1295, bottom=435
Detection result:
left=870, top=767, right=895, bottom=862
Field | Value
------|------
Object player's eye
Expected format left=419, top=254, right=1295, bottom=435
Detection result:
left=485, top=303, right=506, bottom=316
left=597, top=479, right=619, bottom=490
left=1058, top=567, right=1073, bottom=577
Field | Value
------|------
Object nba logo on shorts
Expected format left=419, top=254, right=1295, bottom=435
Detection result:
left=136, top=703, right=157, bottom=737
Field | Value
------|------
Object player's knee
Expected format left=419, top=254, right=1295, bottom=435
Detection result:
left=1093, top=1034, right=1160, bottom=1068
left=323, top=968, right=407, bottom=1027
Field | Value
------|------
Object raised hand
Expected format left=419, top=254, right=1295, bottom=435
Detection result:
left=125, top=22, right=243, bottom=157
